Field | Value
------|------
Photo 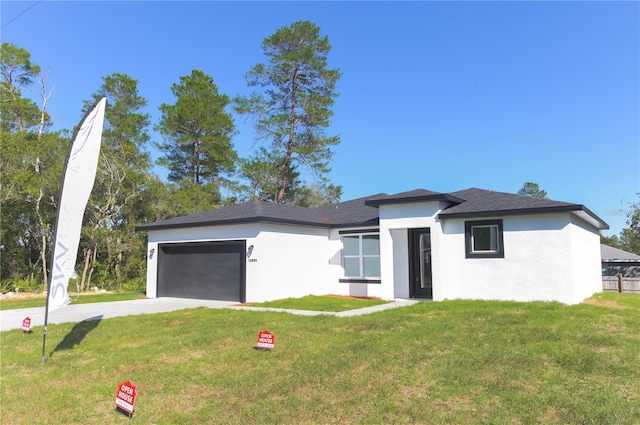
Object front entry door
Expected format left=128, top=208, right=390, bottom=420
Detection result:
left=409, top=228, right=433, bottom=299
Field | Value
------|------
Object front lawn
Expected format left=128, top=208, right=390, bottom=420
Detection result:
left=0, top=291, right=146, bottom=310
left=244, top=294, right=390, bottom=312
left=1, top=293, right=639, bottom=424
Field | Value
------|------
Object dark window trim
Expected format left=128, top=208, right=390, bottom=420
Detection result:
left=338, top=228, right=379, bottom=234
left=465, top=219, right=504, bottom=258
left=339, top=278, right=382, bottom=284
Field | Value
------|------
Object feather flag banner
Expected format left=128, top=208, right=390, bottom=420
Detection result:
left=46, top=96, right=106, bottom=312
left=42, top=96, right=106, bottom=363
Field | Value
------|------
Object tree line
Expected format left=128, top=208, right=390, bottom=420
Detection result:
left=600, top=196, right=640, bottom=256
left=1, top=20, right=342, bottom=293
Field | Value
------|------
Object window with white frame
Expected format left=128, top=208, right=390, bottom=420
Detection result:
left=341, top=233, right=380, bottom=279
left=465, top=220, right=504, bottom=258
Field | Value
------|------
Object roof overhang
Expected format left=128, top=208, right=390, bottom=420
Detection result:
left=438, top=205, right=609, bottom=230
left=570, top=207, right=609, bottom=230
left=365, top=194, right=465, bottom=207
left=135, top=216, right=332, bottom=232
left=327, top=218, right=380, bottom=230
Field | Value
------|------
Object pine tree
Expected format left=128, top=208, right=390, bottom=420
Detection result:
left=235, top=20, right=342, bottom=205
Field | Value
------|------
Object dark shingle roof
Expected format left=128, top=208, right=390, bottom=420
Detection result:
left=440, top=188, right=577, bottom=216
left=135, top=195, right=384, bottom=231
left=438, top=188, right=607, bottom=229
left=135, top=200, right=331, bottom=231
left=136, top=187, right=608, bottom=231
left=364, top=189, right=465, bottom=207
left=315, top=193, right=384, bottom=228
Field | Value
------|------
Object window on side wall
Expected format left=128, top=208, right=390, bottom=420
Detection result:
left=341, top=233, right=381, bottom=281
left=465, top=220, right=504, bottom=258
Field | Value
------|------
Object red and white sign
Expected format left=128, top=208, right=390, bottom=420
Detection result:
left=256, top=330, right=275, bottom=350
left=115, top=380, right=137, bottom=415
left=21, top=317, right=31, bottom=333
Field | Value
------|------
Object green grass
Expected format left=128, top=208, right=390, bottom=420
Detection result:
left=247, top=295, right=390, bottom=312
left=590, top=290, right=640, bottom=309
left=2, top=293, right=639, bottom=424
left=0, top=291, right=146, bottom=310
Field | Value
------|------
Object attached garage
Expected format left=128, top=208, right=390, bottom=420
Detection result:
left=157, top=240, right=246, bottom=302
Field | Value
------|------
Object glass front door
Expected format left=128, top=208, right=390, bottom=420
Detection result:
left=409, top=228, right=432, bottom=299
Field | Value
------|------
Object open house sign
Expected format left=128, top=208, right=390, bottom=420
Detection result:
left=115, top=380, right=137, bottom=417
left=256, top=330, right=275, bottom=350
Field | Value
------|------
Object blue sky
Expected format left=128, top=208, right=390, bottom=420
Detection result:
left=2, top=1, right=638, bottom=236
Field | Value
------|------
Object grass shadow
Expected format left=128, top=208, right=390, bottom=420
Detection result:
left=53, top=315, right=103, bottom=353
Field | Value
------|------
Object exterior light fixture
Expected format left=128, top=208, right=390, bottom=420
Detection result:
left=148, top=248, right=155, bottom=259
left=246, top=245, right=254, bottom=258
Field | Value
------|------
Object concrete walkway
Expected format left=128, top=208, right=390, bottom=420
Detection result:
left=231, top=298, right=419, bottom=317
left=1, top=298, right=419, bottom=332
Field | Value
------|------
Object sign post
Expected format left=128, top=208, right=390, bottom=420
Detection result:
left=21, top=317, right=31, bottom=334
left=115, top=380, right=137, bottom=418
left=256, top=330, right=275, bottom=350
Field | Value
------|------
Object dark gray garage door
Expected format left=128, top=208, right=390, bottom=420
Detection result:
left=157, top=241, right=245, bottom=302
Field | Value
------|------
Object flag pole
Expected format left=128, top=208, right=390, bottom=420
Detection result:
left=41, top=96, right=106, bottom=364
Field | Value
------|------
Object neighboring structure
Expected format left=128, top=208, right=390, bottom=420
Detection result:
left=136, top=187, right=608, bottom=305
left=600, top=244, right=640, bottom=293
left=601, top=244, right=640, bottom=277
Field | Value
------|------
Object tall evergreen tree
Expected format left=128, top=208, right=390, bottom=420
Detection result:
left=155, top=69, right=237, bottom=214
left=238, top=147, right=300, bottom=203
left=156, top=69, right=236, bottom=186
left=235, top=20, right=342, bottom=205
left=81, top=73, right=152, bottom=290
left=238, top=147, right=342, bottom=206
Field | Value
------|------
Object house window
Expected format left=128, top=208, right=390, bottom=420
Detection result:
left=465, top=220, right=504, bottom=258
left=342, top=233, right=380, bottom=279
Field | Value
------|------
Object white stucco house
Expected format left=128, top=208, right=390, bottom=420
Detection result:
left=135, top=187, right=608, bottom=305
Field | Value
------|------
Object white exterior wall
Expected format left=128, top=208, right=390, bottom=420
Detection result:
left=568, top=216, right=603, bottom=304
left=438, top=213, right=601, bottom=305
left=377, top=206, right=603, bottom=305
left=244, top=223, right=337, bottom=302
left=439, top=214, right=573, bottom=303
left=144, top=223, right=338, bottom=303
left=378, top=201, right=448, bottom=300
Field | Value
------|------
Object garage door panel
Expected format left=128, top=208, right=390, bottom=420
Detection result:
left=157, top=241, right=245, bottom=302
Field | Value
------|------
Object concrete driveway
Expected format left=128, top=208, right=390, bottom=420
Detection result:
left=0, top=298, right=236, bottom=332
left=1, top=297, right=419, bottom=332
